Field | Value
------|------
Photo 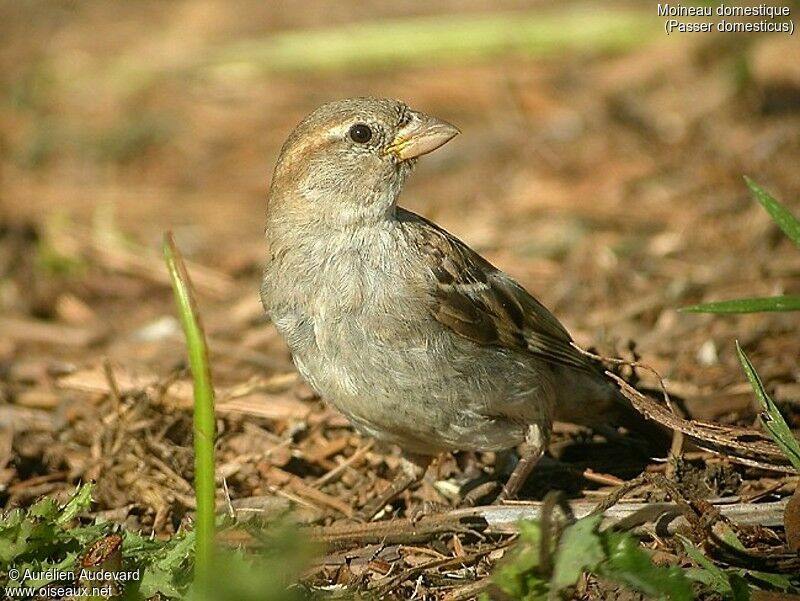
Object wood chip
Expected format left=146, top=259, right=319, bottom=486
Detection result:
left=262, top=465, right=353, bottom=517
left=217, top=393, right=312, bottom=421
left=86, top=232, right=234, bottom=299
left=305, top=436, right=350, bottom=464
left=0, top=316, right=105, bottom=347
left=14, top=388, right=61, bottom=409
left=58, top=365, right=158, bottom=395
left=786, top=485, right=800, bottom=553
left=0, top=405, right=55, bottom=431
left=0, top=428, right=13, bottom=486
left=55, top=293, right=96, bottom=325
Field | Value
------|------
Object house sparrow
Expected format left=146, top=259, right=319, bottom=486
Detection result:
left=261, top=97, right=642, bottom=512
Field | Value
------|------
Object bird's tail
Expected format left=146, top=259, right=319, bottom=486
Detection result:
left=550, top=362, right=672, bottom=451
left=552, top=348, right=793, bottom=472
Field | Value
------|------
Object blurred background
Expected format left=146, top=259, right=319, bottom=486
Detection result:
left=1, top=0, right=799, bottom=538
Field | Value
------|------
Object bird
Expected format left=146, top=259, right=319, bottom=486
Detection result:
left=260, top=97, right=650, bottom=516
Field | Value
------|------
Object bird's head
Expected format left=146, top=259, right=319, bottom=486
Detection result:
left=267, top=97, right=459, bottom=227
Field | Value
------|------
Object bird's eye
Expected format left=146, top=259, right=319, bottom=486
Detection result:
left=349, top=123, right=373, bottom=144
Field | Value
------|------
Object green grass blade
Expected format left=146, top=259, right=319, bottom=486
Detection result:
left=211, top=8, right=655, bottom=74
left=736, top=342, right=800, bottom=472
left=680, top=295, right=800, bottom=313
left=163, top=232, right=217, bottom=592
left=745, top=177, right=800, bottom=248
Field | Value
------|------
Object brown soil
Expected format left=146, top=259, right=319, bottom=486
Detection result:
left=1, top=2, right=799, bottom=599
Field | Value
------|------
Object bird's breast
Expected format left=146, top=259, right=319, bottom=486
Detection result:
left=265, top=221, right=429, bottom=346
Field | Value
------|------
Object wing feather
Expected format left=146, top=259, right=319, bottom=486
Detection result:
left=401, top=209, right=593, bottom=372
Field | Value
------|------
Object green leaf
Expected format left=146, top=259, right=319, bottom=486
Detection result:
left=496, top=514, right=695, bottom=601
left=745, top=177, right=800, bottom=248
left=158, top=530, right=195, bottom=573
left=681, top=295, right=800, bottom=314
left=139, top=566, right=186, bottom=599
left=729, top=573, right=752, bottom=601
left=492, top=520, right=549, bottom=600
left=742, top=570, right=795, bottom=591
left=0, top=509, right=35, bottom=565
left=710, top=520, right=746, bottom=552
left=737, top=342, right=800, bottom=472
left=600, top=530, right=693, bottom=601
left=551, top=513, right=604, bottom=591
left=29, top=497, right=59, bottom=520
left=679, top=536, right=733, bottom=596
left=56, top=482, right=94, bottom=525
left=137, top=530, right=195, bottom=599
left=204, top=544, right=313, bottom=601
left=679, top=537, right=757, bottom=600
left=518, top=519, right=543, bottom=545
left=685, top=567, right=717, bottom=587
left=23, top=552, right=79, bottom=587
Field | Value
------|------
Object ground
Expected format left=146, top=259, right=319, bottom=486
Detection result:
left=1, top=1, right=799, bottom=599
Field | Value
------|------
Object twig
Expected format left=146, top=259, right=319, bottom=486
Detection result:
left=313, top=440, right=374, bottom=487
left=8, top=471, right=70, bottom=493
left=571, top=342, right=677, bottom=412
left=221, top=477, right=235, bottom=519
left=608, top=373, right=794, bottom=472
left=741, top=478, right=794, bottom=503
left=665, top=428, right=685, bottom=480
left=307, top=514, right=491, bottom=547
left=573, top=343, right=794, bottom=473
left=590, top=473, right=693, bottom=519
left=539, top=491, right=576, bottom=577
left=368, top=537, right=516, bottom=595
left=264, top=466, right=354, bottom=517
left=304, top=436, right=351, bottom=466
left=302, top=499, right=788, bottom=546
left=455, top=498, right=788, bottom=534
left=102, top=358, right=123, bottom=412
left=442, top=579, right=494, bottom=601
left=582, top=469, right=625, bottom=487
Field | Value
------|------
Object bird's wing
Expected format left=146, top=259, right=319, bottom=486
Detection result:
left=402, top=209, right=593, bottom=372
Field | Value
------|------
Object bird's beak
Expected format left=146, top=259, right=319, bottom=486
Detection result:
left=385, top=112, right=460, bottom=161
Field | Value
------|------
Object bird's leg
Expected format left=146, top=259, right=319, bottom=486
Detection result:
left=358, top=453, right=432, bottom=520
left=496, top=424, right=548, bottom=502
left=461, top=481, right=501, bottom=506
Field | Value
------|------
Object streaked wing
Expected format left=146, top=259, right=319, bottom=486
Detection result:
left=403, top=209, right=593, bottom=372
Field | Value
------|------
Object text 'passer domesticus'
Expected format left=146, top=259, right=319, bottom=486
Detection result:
left=261, top=97, right=637, bottom=512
